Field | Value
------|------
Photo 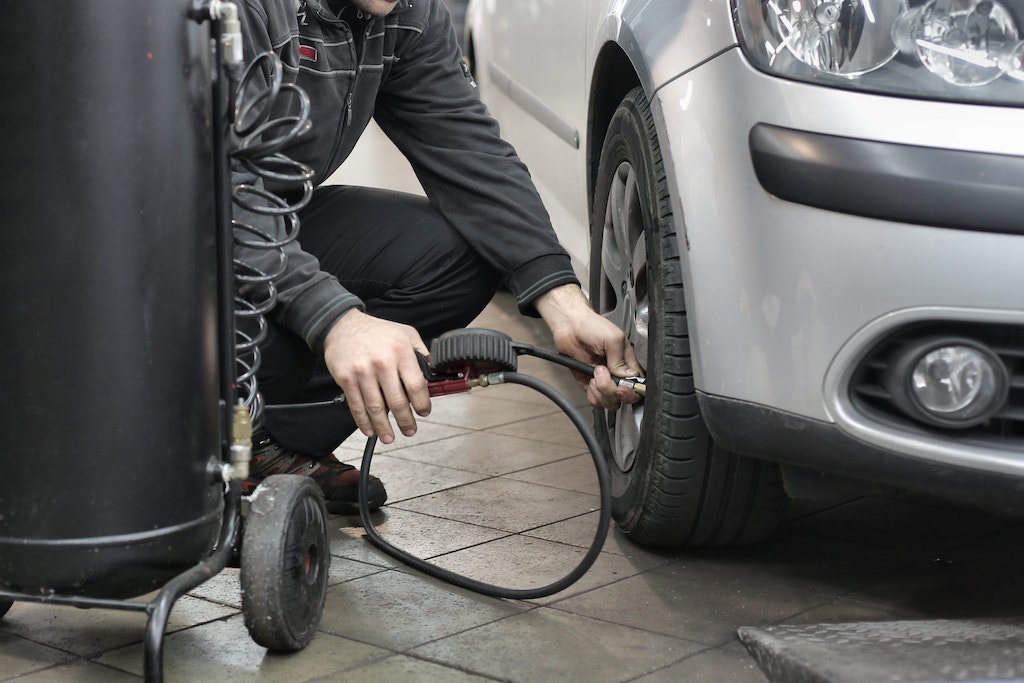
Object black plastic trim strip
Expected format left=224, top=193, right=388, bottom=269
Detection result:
left=749, top=123, right=1024, bottom=235
left=698, top=391, right=1024, bottom=516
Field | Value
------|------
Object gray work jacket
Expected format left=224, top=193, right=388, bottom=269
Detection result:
left=235, top=0, right=578, bottom=350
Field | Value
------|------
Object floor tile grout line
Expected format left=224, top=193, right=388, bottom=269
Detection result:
left=376, top=508, right=610, bottom=563
left=538, top=596, right=719, bottom=648
left=10, top=608, right=257, bottom=680
left=50, top=654, right=154, bottom=682
left=351, top=505, right=604, bottom=554
left=313, top=595, right=546, bottom=675
left=302, top=649, right=403, bottom=683
left=372, top=451, right=600, bottom=498
left=619, top=640, right=743, bottom=683
left=399, top=406, right=567, bottom=432
left=339, top=440, right=580, bottom=460
left=391, top=603, right=545, bottom=659
left=390, top=648, right=514, bottom=682
left=362, top=445, right=590, bottom=474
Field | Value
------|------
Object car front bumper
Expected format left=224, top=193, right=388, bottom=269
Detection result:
left=652, top=47, right=1024, bottom=482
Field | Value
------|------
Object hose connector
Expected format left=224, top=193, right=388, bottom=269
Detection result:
left=192, top=1, right=244, bottom=65
left=226, top=401, right=252, bottom=481
left=212, top=1, right=244, bottom=66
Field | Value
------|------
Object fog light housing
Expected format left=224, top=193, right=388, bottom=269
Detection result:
left=883, top=337, right=1009, bottom=428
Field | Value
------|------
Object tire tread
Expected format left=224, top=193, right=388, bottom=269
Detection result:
left=592, top=86, right=786, bottom=548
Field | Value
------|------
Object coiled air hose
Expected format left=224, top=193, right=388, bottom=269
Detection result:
left=356, top=328, right=629, bottom=600
left=228, top=53, right=314, bottom=427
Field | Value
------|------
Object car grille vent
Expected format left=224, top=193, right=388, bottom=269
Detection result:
left=849, top=321, right=1024, bottom=446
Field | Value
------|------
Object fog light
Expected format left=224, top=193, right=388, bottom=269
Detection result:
left=884, top=337, right=1008, bottom=428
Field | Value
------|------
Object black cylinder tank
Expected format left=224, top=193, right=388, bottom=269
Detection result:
left=0, top=1, right=222, bottom=598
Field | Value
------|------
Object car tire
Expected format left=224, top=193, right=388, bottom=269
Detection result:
left=590, top=86, right=788, bottom=547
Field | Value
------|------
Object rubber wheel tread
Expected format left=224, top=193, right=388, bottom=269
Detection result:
left=241, top=475, right=329, bottom=651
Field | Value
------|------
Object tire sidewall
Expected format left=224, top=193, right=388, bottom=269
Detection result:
left=590, top=90, right=689, bottom=534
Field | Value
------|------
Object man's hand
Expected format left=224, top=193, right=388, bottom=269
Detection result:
left=534, top=284, right=643, bottom=410
left=322, top=309, right=431, bottom=444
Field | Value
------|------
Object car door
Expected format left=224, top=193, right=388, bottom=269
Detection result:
left=472, top=0, right=591, bottom=275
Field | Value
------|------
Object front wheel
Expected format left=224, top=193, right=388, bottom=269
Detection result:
left=240, top=475, right=330, bottom=651
left=0, top=600, right=11, bottom=620
left=590, top=86, right=787, bottom=547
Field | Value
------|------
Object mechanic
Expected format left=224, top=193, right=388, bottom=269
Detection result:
left=235, top=0, right=641, bottom=513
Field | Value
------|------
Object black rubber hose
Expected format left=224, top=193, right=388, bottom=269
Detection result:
left=511, top=341, right=597, bottom=376
left=357, top=371, right=611, bottom=599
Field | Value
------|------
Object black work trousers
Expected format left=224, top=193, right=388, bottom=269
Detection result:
left=256, top=185, right=501, bottom=455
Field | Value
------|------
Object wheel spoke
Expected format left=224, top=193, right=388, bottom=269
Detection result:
left=599, top=159, right=652, bottom=369
left=630, top=230, right=650, bottom=364
left=600, top=235, right=628, bottom=295
left=601, top=162, right=639, bottom=326
left=617, top=165, right=639, bottom=266
left=609, top=397, right=644, bottom=472
left=630, top=231, right=647, bottom=281
left=620, top=173, right=642, bottom=269
left=598, top=159, right=654, bottom=472
left=602, top=167, right=630, bottom=288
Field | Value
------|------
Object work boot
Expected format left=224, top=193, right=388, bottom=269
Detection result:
left=241, top=431, right=388, bottom=514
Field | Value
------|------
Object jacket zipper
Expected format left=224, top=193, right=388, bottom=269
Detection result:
left=323, top=20, right=363, bottom=174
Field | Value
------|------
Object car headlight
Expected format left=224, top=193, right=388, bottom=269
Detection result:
left=734, top=0, right=1024, bottom=104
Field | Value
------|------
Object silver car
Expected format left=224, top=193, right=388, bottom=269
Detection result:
left=465, top=0, right=1024, bottom=547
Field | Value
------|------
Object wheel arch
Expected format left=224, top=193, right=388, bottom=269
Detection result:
left=586, top=36, right=648, bottom=212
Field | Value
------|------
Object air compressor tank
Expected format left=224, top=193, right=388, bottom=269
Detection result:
left=0, top=0, right=223, bottom=598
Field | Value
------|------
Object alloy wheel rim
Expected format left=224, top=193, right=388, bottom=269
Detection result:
left=600, top=160, right=650, bottom=473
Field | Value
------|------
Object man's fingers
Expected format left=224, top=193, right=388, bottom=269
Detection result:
left=361, top=380, right=396, bottom=444
left=620, top=342, right=642, bottom=377
left=398, top=346, right=431, bottom=415
left=340, top=377, right=376, bottom=439
left=322, top=314, right=436, bottom=444
left=603, top=334, right=642, bottom=378
left=570, top=369, right=592, bottom=393
left=610, top=342, right=643, bottom=378
left=588, top=365, right=641, bottom=410
left=380, top=371, right=418, bottom=439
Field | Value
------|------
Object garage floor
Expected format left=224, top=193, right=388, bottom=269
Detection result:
left=3, top=125, right=1024, bottom=683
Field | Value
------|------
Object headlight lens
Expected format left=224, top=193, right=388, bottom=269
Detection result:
left=893, top=0, right=1020, bottom=85
left=762, top=0, right=905, bottom=75
left=735, top=0, right=1024, bottom=104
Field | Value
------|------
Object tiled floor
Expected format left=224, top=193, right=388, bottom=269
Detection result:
left=4, top=126, right=1024, bottom=682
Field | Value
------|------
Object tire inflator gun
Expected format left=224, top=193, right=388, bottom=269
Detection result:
left=363, top=327, right=645, bottom=599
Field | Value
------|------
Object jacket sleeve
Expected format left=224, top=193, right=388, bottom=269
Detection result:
left=234, top=0, right=363, bottom=350
left=373, top=1, right=580, bottom=316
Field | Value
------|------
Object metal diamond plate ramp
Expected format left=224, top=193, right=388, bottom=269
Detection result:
left=738, top=620, right=1024, bottom=683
